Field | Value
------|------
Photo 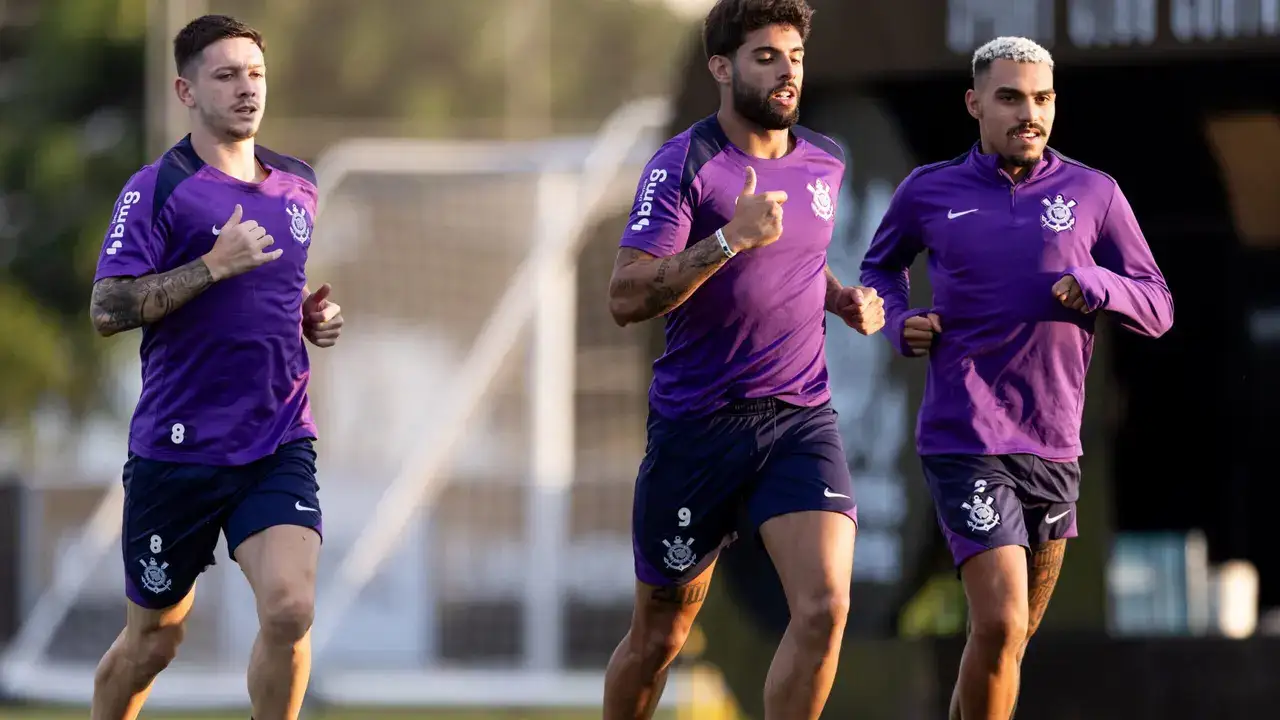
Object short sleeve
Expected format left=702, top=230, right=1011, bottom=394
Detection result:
left=618, top=137, right=693, bottom=258
left=94, top=166, right=166, bottom=282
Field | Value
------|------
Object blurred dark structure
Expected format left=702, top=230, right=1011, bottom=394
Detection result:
left=664, top=0, right=1280, bottom=716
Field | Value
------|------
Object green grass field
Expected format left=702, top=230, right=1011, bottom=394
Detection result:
left=0, top=709, right=675, bottom=720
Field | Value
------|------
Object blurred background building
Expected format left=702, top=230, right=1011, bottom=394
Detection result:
left=0, top=0, right=1277, bottom=718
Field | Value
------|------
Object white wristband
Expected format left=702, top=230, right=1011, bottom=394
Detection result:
left=715, top=227, right=736, bottom=259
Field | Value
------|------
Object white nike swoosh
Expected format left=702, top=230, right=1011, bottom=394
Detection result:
left=212, top=225, right=221, bottom=236
left=824, top=488, right=851, bottom=499
left=295, top=501, right=319, bottom=513
left=1045, top=510, right=1071, bottom=524
left=947, top=209, right=978, bottom=219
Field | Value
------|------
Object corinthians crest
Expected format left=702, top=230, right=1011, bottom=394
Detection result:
left=962, top=480, right=1001, bottom=533
left=807, top=178, right=834, bottom=221
left=662, top=536, right=697, bottom=572
left=1040, top=194, right=1077, bottom=233
left=139, top=557, right=171, bottom=594
left=286, top=203, right=311, bottom=244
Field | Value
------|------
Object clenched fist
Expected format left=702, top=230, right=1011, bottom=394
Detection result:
left=1052, top=274, right=1090, bottom=313
left=832, top=286, right=885, bottom=335
left=903, top=313, right=942, bottom=356
left=722, top=166, right=788, bottom=252
left=202, top=204, right=282, bottom=281
left=303, top=283, right=343, bottom=348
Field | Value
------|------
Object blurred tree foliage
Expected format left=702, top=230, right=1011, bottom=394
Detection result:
left=0, top=0, right=696, bottom=428
left=0, top=0, right=148, bottom=427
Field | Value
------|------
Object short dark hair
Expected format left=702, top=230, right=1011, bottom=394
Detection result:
left=703, top=0, right=814, bottom=60
left=173, top=15, right=265, bottom=76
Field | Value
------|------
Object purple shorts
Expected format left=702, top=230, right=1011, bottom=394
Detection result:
left=921, top=453, right=1079, bottom=568
left=631, top=398, right=857, bottom=587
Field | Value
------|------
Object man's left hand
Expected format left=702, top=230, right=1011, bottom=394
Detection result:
left=833, top=285, right=885, bottom=336
left=1051, top=274, right=1090, bottom=313
left=303, top=283, right=343, bottom=348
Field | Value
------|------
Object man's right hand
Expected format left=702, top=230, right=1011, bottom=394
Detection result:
left=202, top=204, right=283, bottom=281
left=722, top=166, right=788, bottom=252
left=903, top=312, right=942, bottom=356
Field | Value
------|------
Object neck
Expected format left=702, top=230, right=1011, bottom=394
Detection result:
left=190, top=124, right=261, bottom=183
left=717, top=107, right=792, bottom=159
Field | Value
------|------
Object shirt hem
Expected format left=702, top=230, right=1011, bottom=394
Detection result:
left=916, top=443, right=1081, bottom=462
left=649, top=389, right=832, bottom=420
left=128, top=426, right=318, bottom=467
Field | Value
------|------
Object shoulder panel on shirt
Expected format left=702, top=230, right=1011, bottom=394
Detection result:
left=912, top=152, right=969, bottom=180
left=792, top=125, right=845, bottom=165
left=682, top=115, right=732, bottom=197
left=153, top=136, right=206, bottom=231
left=889, top=152, right=968, bottom=203
left=257, top=144, right=319, bottom=187
left=1049, top=148, right=1119, bottom=187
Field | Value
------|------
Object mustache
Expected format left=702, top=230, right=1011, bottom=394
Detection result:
left=1009, top=123, right=1046, bottom=136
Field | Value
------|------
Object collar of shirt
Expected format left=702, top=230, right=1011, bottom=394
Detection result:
left=964, top=141, right=1062, bottom=186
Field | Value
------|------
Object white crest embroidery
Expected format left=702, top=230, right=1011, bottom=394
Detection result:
left=286, top=203, right=311, bottom=244
left=662, top=536, right=697, bottom=572
left=139, top=557, right=172, bottom=594
left=807, top=178, right=835, bottom=221
left=1040, top=194, right=1077, bottom=233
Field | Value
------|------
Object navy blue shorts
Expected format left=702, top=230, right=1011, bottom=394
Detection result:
left=921, top=454, right=1079, bottom=568
left=121, top=438, right=323, bottom=609
left=632, top=398, right=856, bottom=586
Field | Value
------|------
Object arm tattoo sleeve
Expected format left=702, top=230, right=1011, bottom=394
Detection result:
left=611, top=235, right=730, bottom=324
left=90, top=258, right=215, bottom=336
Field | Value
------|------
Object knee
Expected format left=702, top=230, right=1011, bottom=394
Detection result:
left=258, top=590, right=315, bottom=644
left=790, top=589, right=851, bottom=647
left=631, top=621, right=693, bottom=669
left=105, top=623, right=184, bottom=683
left=970, top=605, right=1029, bottom=655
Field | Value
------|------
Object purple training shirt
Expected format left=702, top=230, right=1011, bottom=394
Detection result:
left=620, top=115, right=845, bottom=419
left=860, top=143, right=1173, bottom=460
left=95, top=135, right=319, bottom=466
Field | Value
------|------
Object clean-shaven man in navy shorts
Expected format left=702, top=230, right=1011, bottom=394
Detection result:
left=603, top=1, right=887, bottom=718
left=88, top=15, right=343, bottom=720
left=860, top=36, right=1173, bottom=720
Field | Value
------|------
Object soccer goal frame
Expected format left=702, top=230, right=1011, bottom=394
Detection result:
left=0, top=96, right=688, bottom=711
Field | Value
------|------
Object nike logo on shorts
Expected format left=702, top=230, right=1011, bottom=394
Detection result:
left=824, top=487, right=850, bottom=499
left=1045, top=510, right=1071, bottom=524
left=295, top=501, right=319, bottom=513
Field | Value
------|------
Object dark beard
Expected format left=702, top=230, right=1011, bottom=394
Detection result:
left=731, top=76, right=799, bottom=131
left=1002, top=152, right=1041, bottom=168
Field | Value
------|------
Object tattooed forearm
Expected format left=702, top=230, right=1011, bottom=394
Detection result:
left=650, top=578, right=711, bottom=606
left=608, top=235, right=731, bottom=325
left=90, top=259, right=215, bottom=336
left=823, top=264, right=842, bottom=312
left=1026, top=538, right=1067, bottom=641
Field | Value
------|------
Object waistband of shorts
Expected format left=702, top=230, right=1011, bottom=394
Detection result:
left=720, top=397, right=787, bottom=416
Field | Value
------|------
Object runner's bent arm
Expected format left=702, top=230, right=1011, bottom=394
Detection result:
left=608, top=236, right=731, bottom=326
left=90, top=260, right=215, bottom=336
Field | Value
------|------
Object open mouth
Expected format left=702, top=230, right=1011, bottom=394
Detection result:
left=770, top=87, right=797, bottom=106
left=1012, top=127, right=1041, bottom=142
left=234, top=105, right=258, bottom=118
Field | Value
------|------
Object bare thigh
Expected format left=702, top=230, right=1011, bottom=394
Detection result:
left=759, top=511, right=855, bottom=622
left=234, top=525, right=321, bottom=630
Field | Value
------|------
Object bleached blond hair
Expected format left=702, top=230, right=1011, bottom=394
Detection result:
left=971, top=36, right=1054, bottom=80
